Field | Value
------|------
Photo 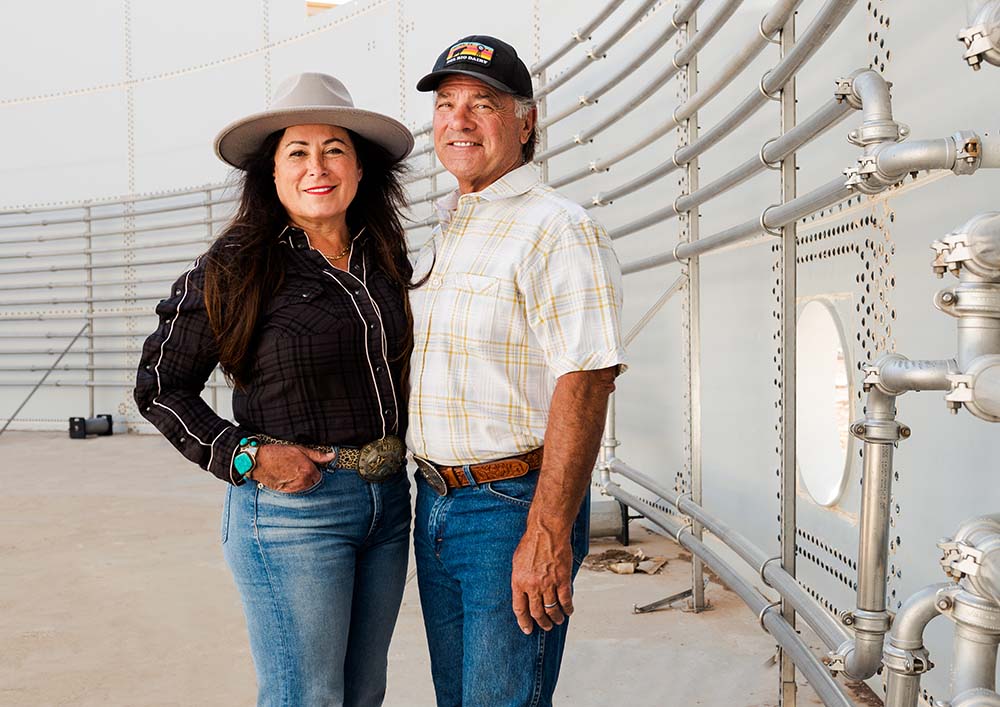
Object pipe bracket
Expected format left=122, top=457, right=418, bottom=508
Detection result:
left=759, top=555, right=782, bottom=588
left=759, top=205, right=783, bottom=237
left=758, top=16, right=781, bottom=45
left=758, top=71, right=781, bottom=102
left=672, top=241, right=689, bottom=264
left=758, top=600, right=781, bottom=632
left=758, top=138, right=782, bottom=170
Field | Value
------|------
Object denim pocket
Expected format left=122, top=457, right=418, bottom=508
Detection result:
left=220, top=485, right=232, bottom=544
left=257, top=469, right=328, bottom=498
left=483, top=476, right=536, bottom=508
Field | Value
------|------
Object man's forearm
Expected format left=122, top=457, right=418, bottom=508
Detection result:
left=527, top=367, right=617, bottom=535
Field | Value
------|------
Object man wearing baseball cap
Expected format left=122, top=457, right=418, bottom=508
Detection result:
left=408, top=34, right=627, bottom=706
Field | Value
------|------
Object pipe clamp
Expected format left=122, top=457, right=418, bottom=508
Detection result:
left=882, top=643, right=933, bottom=675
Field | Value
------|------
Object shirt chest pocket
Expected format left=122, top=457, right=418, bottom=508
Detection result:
left=430, top=273, right=511, bottom=353
left=261, top=282, right=346, bottom=337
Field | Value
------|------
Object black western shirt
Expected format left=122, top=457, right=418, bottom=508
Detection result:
left=134, top=226, right=408, bottom=484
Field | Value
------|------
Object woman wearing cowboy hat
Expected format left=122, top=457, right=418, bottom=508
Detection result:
left=134, top=73, right=415, bottom=706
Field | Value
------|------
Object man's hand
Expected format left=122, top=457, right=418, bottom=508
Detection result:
left=507, top=366, right=617, bottom=634
left=249, top=445, right=336, bottom=492
left=511, top=526, right=576, bottom=634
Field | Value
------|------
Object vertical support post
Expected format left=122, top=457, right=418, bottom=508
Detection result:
left=85, top=205, right=95, bottom=417
left=600, top=393, right=619, bottom=469
left=536, top=68, right=549, bottom=184
left=779, top=11, right=799, bottom=707
left=682, top=8, right=706, bottom=613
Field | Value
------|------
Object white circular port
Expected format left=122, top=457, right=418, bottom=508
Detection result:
left=796, top=299, right=854, bottom=507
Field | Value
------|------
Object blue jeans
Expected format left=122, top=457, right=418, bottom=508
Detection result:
left=222, top=463, right=411, bottom=707
left=413, top=469, right=589, bottom=707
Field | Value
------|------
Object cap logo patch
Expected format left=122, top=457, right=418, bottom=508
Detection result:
left=445, top=41, right=494, bottom=66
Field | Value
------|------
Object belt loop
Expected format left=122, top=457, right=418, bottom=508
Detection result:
left=459, top=464, right=478, bottom=487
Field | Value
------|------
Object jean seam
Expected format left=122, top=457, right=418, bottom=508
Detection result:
left=529, top=627, right=547, bottom=707
left=362, top=481, right=380, bottom=544
left=482, top=483, right=533, bottom=508
left=252, top=486, right=293, bottom=707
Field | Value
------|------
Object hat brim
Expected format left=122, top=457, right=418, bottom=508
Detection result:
left=416, top=69, right=528, bottom=98
left=214, top=106, right=415, bottom=169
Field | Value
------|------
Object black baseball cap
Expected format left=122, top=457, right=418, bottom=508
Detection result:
left=416, top=35, right=533, bottom=99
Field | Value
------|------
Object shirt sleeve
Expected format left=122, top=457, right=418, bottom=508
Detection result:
left=518, top=213, right=627, bottom=378
left=133, top=256, right=247, bottom=483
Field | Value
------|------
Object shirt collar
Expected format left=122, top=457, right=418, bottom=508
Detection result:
left=433, top=163, right=540, bottom=222
left=278, top=224, right=368, bottom=250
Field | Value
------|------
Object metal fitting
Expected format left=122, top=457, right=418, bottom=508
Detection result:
left=759, top=556, right=782, bottom=588
left=844, top=155, right=883, bottom=195
left=952, top=357, right=1000, bottom=422
left=851, top=608, right=891, bottom=635
left=935, top=283, right=1000, bottom=319
left=850, top=415, right=908, bottom=443
left=953, top=130, right=983, bottom=175
left=958, top=1, right=1000, bottom=71
left=758, top=72, right=781, bottom=102
left=758, top=16, right=780, bottom=45
left=758, top=138, right=782, bottom=170
left=758, top=600, right=781, bottom=632
left=833, top=77, right=861, bottom=109
left=940, top=538, right=986, bottom=580
left=759, top=205, right=783, bottom=237
left=847, top=120, right=910, bottom=148
left=883, top=642, right=933, bottom=675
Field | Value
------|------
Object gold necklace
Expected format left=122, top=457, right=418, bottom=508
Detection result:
left=317, top=241, right=352, bottom=263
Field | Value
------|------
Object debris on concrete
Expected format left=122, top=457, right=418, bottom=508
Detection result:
left=582, top=547, right=668, bottom=575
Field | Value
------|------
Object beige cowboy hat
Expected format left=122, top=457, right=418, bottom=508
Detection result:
left=214, top=72, right=414, bottom=168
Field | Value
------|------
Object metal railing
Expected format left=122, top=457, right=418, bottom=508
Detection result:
left=3, top=3, right=1000, bottom=705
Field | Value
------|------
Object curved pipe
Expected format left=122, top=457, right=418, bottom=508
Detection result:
left=603, top=481, right=854, bottom=707
left=883, top=583, right=952, bottom=707
left=610, top=459, right=851, bottom=651
left=872, top=355, right=959, bottom=395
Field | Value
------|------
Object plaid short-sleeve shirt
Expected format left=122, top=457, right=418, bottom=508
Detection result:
left=407, top=164, right=627, bottom=465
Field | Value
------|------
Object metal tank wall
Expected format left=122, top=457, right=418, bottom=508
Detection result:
left=1, top=1, right=999, bottom=703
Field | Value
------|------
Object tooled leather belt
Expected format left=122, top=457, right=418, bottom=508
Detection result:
left=414, top=447, right=544, bottom=496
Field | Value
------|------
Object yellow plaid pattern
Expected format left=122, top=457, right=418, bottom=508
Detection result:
left=407, top=165, right=626, bottom=465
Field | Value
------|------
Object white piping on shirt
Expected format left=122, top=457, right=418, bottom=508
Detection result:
left=301, top=228, right=390, bottom=439
left=151, top=256, right=213, bottom=449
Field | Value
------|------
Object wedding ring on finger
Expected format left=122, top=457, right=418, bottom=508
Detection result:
left=543, top=601, right=559, bottom=609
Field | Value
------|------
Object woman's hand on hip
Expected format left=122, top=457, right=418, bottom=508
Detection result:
left=250, top=445, right=336, bottom=492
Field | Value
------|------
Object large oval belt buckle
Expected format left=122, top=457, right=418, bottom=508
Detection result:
left=358, top=435, right=405, bottom=482
left=414, top=457, right=448, bottom=496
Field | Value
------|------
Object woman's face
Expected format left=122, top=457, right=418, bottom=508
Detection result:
left=273, top=124, right=362, bottom=229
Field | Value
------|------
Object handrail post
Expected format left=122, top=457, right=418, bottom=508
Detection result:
left=778, top=10, right=799, bottom=707
left=680, top=7, right=707, bottom=613
left=84, top=204, right=95, bottom=417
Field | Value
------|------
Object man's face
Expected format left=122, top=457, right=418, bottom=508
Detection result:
left=432, top=76, right=534, bottom=194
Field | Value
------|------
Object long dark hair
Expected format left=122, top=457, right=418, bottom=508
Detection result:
left=203, top=128, right=413, bottom=390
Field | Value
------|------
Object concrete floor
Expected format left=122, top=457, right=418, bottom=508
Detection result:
left=1, top=431, right=829, bottom=706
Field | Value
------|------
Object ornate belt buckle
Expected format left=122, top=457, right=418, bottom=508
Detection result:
left=414, top=457, right=448, bottom=496
left=357, top=435, right=404, bottom=482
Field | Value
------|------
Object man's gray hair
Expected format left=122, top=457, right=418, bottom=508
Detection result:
left=513, top=95, right=538, bottom=164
